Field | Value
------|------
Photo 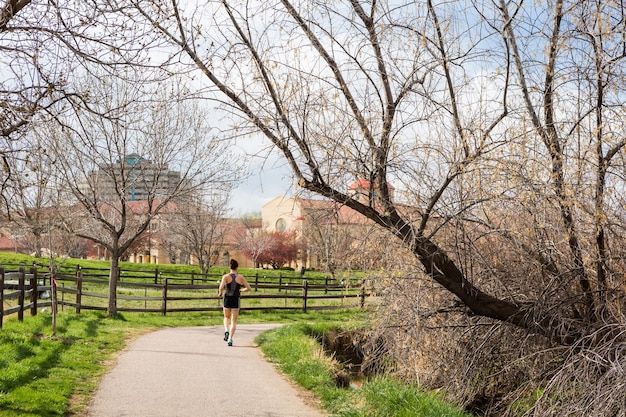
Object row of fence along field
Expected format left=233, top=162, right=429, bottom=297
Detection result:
left=1, top=264, right=377, bottom=325
left=55, top=266, right=372, bottom=314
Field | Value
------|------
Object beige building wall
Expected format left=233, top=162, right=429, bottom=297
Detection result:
left=127, top=241, right=255, bottom=269
left=261, top=196, right=305, bottom=233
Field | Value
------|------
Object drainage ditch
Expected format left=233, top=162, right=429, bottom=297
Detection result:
left=314, top=329, right=388, bottom=388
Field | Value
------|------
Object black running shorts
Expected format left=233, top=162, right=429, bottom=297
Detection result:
left=223, top=296, right=240, bottom=309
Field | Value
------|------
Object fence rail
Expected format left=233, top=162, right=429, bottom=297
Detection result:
left=1, top=266, right=374, bottom=326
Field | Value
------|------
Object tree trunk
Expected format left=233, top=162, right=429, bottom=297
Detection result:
left=107, top=255, right=120, bottom=317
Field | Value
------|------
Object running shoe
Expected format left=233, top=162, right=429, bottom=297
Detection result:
left=224, top=331, right=229, bottom=341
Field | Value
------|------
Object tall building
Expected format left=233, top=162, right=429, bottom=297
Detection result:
left=83, top=153, right=192, bottom=203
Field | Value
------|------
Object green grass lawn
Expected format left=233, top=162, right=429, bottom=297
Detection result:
left=0, top=309, right=356, bottom=416
left=0, top=252, right=341, bottom=281
left=0, top=311, right=150, bottom=416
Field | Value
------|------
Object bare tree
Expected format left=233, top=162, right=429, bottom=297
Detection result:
left=45, top=73, right=239, bottom=316
left=238, top=229, right=275, bottom=269
left=166, top=192, right=232, bottom=275
left=131, top=0, right=518, bottom=325
left=0, top=1, right=167, bottom=192
left=1, top=128, right=53, bottom=256
left=131, top=0, right=626, bottom=337
left=124, top=0, right=626, bottom=412
left=302, top=205, right=357, bottom=278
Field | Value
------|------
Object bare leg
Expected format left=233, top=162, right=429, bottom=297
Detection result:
left=229, top=309, right=240, bottom=340
left=223, top=308, right=231, bottom=338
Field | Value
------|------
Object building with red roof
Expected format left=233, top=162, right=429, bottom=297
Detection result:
left=260, top=178, right=399, bottom=270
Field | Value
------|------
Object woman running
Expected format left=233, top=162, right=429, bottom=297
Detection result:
left=218, top=259, right=251, bottom=346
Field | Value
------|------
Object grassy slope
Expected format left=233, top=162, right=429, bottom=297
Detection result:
left=256, top=324, right=473, bottom=417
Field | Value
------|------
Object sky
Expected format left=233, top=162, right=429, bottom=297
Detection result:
left=227, top=152, right=294, bottom=216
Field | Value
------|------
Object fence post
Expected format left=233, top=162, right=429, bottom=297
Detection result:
left=360, top=279, right=366, bottom=309
left=279, top=275, right=282, bottom=293
left=18, top=267, right=25, bottom=322
left=0, top=268, right=4, bottom=328
left=76, top=266, right=83, bottom=314
left=254, top=273, right=258, bottom=292
left=302, top=279, right=308, bottom=313
left=325, top=276, right=329, bottom=294
left=52, top=276, right=57, bottom=336
left=162, top=278, right=168, bottom=316
left=30, top=266, right=38, bottom=317
left=155, top=267, right=160, bottom=284
left=191, top=270, right=195, bottom=286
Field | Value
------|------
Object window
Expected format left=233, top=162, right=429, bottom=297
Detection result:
left=275, top=218, right=287, bottom=232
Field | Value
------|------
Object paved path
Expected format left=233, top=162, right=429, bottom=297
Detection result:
left=87, top=324, right=326, bottom=417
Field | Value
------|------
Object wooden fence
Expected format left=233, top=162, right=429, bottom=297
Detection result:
left=1, top=266, right=374, bottom=326
left=0, top=267, right=53, bottom=329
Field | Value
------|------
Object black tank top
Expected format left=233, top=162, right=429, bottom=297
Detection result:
left=226, top=273, right=241, bottom=297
